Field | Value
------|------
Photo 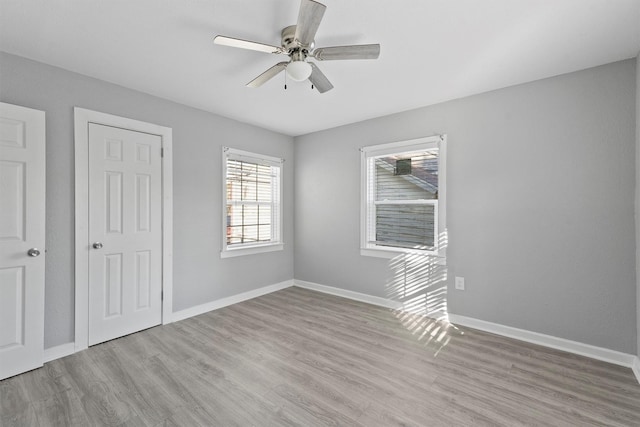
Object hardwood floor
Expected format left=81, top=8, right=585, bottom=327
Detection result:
left=2, top=286, right=639, bottom=426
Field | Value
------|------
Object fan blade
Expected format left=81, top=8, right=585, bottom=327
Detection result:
left=214, top=35, right=284, bottom=54
left=308, top=63, right=333, bottom=93
left=312, top=44, right=380, bottom=61
left=294, top=0, right=326, bottom=48
left=246, top=62, right=288, bottom=88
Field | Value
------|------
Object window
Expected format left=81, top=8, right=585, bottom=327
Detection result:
left=361, top=135, right=446, bottom=259
left=221, top=147, right=283, bottom=258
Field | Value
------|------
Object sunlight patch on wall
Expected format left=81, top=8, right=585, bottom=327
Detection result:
left=384, top=230, right=462, bottom=356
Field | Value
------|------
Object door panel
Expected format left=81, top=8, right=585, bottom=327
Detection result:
left=0, top=102, right=46, bottom=380
left=135, top=250, right=151, bottom=310
left=136, top=174, right=151, bottom=232
left=0, top=160, right=24, bottom=240
left=105, top=171, right=123, bottom=233
left=104, top=253, right=123, bottom=317
left=0, top=267, right=25, bottom=348
left=88, top=124, right=162, bottom=346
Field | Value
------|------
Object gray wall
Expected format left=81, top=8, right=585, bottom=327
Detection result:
left=0, top=52, right=295, bottom=349
left=295, top=59, right=637, bottom=354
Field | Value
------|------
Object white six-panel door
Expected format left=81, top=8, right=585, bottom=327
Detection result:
left=0, top=102, right=46, bottom=380
left=88, top=123, right=162, bottom=346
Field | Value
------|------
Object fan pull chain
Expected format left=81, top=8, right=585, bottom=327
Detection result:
left=284, top=71, right=287, bottom=90
left=311, top=84, right=314, bottom=90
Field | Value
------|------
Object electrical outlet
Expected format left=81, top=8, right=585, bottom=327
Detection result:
left=455, top=276, right=465, bottom=290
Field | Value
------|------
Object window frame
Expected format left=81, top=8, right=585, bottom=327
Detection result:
left=360, top=135, right=447, bottom=261
left=221, top=147, right=284, bottom=258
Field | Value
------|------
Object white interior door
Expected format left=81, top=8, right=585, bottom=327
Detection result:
left=88, top=123, right=162, bottom=346
left=0, top=102, right=46, bottom=380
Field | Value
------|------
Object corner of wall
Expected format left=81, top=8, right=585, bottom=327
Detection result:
left=636, top=52, right=640, bottom=360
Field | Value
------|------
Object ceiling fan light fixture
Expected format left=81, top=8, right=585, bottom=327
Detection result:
left=286, top=61, right=312, bottom=81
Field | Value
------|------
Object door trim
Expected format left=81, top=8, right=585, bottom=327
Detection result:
left=73, top=108, right=173, bottom=352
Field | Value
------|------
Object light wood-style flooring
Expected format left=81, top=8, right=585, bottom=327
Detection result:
left=2, top=286, right=640, bottom=426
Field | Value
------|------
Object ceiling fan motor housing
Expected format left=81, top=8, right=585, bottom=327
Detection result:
left=282, top=25, right=313, bottom=53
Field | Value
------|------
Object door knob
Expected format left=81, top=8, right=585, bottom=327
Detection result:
left=92, top=242, right=103, bottom=249
left=27, top=248, right=41, bottom=257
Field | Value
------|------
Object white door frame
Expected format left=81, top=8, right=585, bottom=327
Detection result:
left=74, top=107, right=173, bottom=352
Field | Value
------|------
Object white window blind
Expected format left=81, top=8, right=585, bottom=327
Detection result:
left=361, top=136, right=446, bottom=258
left=222, top=147, right=283, bottom=257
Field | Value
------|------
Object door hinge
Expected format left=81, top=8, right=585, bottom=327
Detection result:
left=161, top=290, right=164, bottom=301
left=161, top=148, right=164, bottom=158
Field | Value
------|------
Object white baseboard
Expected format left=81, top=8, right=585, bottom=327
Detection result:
left=37, top=280, right=640, bottom=386
left=294, top=279, right=402, bottom=310
left=448, top=313, right=637, bottom=369
left=43, top=342, right=76, bottom=363
left=293, top=279, right=639, bottom=383
left=40, top=280, right=294, bottom=363
left=171, top=279, right=294, bottom=322
left=632, top=357, right=640, bottom=383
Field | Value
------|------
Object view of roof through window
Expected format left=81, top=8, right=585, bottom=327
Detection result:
left=373, top=149, right=439, bottom=250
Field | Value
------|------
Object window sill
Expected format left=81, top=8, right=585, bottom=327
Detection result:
left=360, top=247, right=446, bottom=265
left=221, top=243, right=284, bottom=259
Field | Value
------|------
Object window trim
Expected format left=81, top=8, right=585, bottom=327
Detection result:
left=360, top=135, right=447, bottom=261
left=221, top=147, right=284, bottom=258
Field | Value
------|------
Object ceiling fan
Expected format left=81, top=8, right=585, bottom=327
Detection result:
left=213, top=0, right=380, bottom=93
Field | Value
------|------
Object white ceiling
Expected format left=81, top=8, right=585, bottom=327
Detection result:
left=1, top=0, right=639, bottom=136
